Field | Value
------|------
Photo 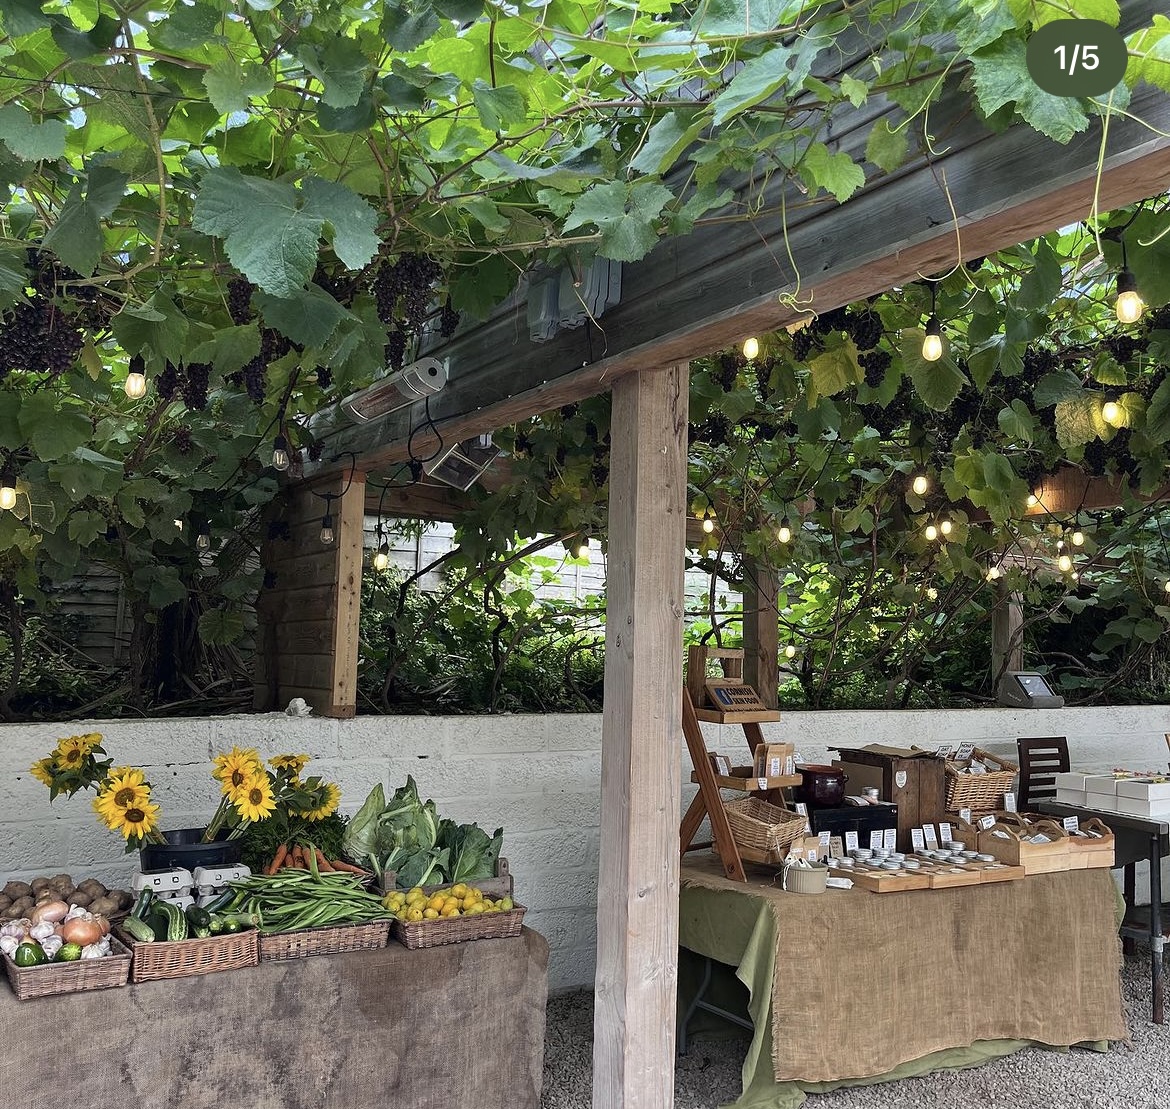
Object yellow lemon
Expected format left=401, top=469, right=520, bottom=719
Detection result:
left=441, top=906, right=461, bottom=917
left=426, top=895, right=446, bottom=912
left=406, top=908, right=425, bottom=922
left=423, top=907, right=440, bottom=919
left=406, top=887, right=425, bottom=901
left=450, top=883, right=469, bottom=899
left=499, top=897, right=514, bottom=911
left=465, top=903, right=485, bottom=916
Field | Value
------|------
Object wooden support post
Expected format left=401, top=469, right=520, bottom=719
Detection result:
left=991, top=580, right=1024, bottom=686
left=743, top=558, right=780, bottom=710
left=594, top=363, right=689, bottom=1109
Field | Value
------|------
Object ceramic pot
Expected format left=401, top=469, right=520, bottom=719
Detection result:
left=795, top=764, right=848, bottom=807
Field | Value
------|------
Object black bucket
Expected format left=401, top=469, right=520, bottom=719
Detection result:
left=139, top=827, right=242, bottom=873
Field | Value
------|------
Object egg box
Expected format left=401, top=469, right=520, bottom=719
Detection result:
left=132, top=868, right=193, bottom=894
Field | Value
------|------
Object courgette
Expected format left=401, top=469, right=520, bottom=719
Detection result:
left=185, top=905, right=212, bottom=939
left=130, top=887, right=155, bottom=921
left=121, top=915, right=156, bottom=944
left=150, top=901, right=188, bottom=942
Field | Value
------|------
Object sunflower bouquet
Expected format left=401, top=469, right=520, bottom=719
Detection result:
left=31, top=736, right=342, bottom=854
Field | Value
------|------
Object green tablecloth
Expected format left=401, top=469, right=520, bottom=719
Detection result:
left=679, top=864, right=1125, bottom=1109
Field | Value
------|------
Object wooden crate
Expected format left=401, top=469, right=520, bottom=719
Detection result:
left=828, top=864, right=931, bottom=893
left=1065, top=818, right=1116, bottom=870
left=977, top=821, right=1071, bottom=873
left=832, top=747, right=947, bottom=853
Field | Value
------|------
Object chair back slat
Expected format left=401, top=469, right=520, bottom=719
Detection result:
left=1016, top=736, right=1070, bottom=811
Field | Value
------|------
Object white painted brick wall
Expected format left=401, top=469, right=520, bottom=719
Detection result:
left=1, top=705, right=1168, bottom=992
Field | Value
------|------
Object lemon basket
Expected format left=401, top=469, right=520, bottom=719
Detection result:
left=258, top=919, right=391, bottom=962
left=392, top=904, right=526, bottom=950
left=4, top=935, right=132, bottom=1000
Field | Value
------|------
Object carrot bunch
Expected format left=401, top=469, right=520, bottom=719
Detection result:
left=263, top=843, right=369, bottom=877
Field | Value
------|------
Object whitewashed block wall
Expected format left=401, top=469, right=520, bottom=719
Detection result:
left=1, top=705, right=1167, bottom=992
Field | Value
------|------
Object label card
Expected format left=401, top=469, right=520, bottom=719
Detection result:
left=959, top=808, right=972, bottom=823
left=1063, top=815, right=1080, bottom=833
left=829, top=836, right=845, bottom=859
left=883, top=828, right=897, bottom=850
left=870, top=830, right=883, bottom=850
left=818, top=830, right=832, bottom=847
left=757, top=777, right=768, bottom=791
left=784, top=755, right=795, bottom=775
left=934, top=742, right=958, bottom=758
left=806, top=848, right=819, bottom=862
left=911, top=827, right=926, bottom=852
left=713, top=754, right=732, bottom=776
left=939, top=821, right=953, bottom=843
left=845, top=830, right=859, bottom=852
left=955, top=741, right=977, bottom=761
left=1003, top=791, right=1017, bottom=812
left=794, top=803, right=809, bottom=817
left=978, top=814, right=997, bottom=831
left=923, top=824, right=939, bottom=849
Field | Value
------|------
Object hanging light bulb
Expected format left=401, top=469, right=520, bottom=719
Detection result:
left=0, top=462, right=15, bottom=511
left=1026, top=492, right=1039, bottom=508
left=924, top=523, right=938, bottom=542
left=1071, top=528, right=1085, bottom=547
left=926, top=586, right=939, bottom=601
left=1102, top=400, right=1122, bottom=426
left=778, top=517, right=792, bottom=544
left=124, top=370, right=147, bottom=398
left=575, top=535, right=590, bottom=559
left=1164, top=579, right=1170, bottom=594
left=986, top=564, right=1001, bottom=582
left=911, top=472, right=930, bottom=497
left=939, top=518, right=953, bottom=537
left=373, top=542, right=390, bottom=571
left=320, top=513, right=334, bottom=545
left=1057, top=553, right=1073, bottom=573
left=783, top=643, right=797, bottom=659
left=1115, top=268, right=1144, bottom=324
left=196, top=521, right=211, bottom=551
left=921, top=317, right=943, bottom=362
left=271, top=434, right=291, bottom=472
left=702, top=516, right=715, bottom=534
left=742, top=336, right=760, bottom=360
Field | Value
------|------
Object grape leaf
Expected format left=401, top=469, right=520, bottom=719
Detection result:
left=631, top=112, right=703, bottom=175
left=0, top=0, right=51, bottom=36
left=1145, top=376, right=1170, bottom=443
left=808, top=337, right=862, bottom=400
left=1055, top=396, right=1107, bottom=448
left=296, top=39, right=370, bottom=109
left=110, top=292, right=190, bottom=364
left=43, top=167, right=129, bottom=275
left=382, top=1, right=440, bottom=51
left=0, top=103, right=66, bottom=160
left=839, top=74, right=867, bottom=108
left=864, top=118, right=907, bottom=173
left=564, top=180, right=672, bottom=262
left=18, top=395, right=91, bottom=460
left=900, top=328, right=967, bottom=411
left=472, top=79, right=526, bottom=133
left=998, top=400, right=1035, bottom=444
left=690, top=0, right=803, bottom=36
left=203, top=57, right=275, bottom=117
left=1015, top=238, right=1061, bottom=309
left=1033, top=369, right=1085, bottom=407
left=186, top=325, right=262, bottom=375
left=149, top=1, right=223, bottom=50
left=254, top=285, right=353, bottom=348
left=799, top=143, right=865, bottom=203
left=1127, top=16, right=1170, bottom=92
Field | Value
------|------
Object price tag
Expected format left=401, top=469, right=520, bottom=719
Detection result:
left=794, top=802, right=808, bottom=817
left=934, top=742, right=958, bottom=758
left=1003, top=791, right=1017, bottom=812
left=959, top=808, right=972, bottom=824
left=829, top=836, right=845, bottom=859
left=955, top=742, right=977, bottom=761
left=806, top=848, right=819, bottom=862
left=911, top=828, right=926, bottom=852
left=818, top=830, right=832, bottom=847
left=939, top=821, right=953, bottom=843
left=883, top=828, right=897, bottom=850
left=923, top=824, right=939, bottom=849
left=1063, top=815, right=1080, bottom=833
left=844, top=831, right=859, bottom=852
left=978, top=814, right=997, bottom=831
left=757, top=777, right=768, bottom=791
left=870, top=830, right=883, bottom=850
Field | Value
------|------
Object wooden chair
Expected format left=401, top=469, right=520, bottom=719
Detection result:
left=1016, top=737, right=1070, bottom=810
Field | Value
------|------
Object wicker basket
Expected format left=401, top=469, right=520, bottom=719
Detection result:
left=392, top=905, right=526, bottom=950
left=116, top=926, right=258, bottom=981
left=259, top=919, right=391, bottom=962
left=945, top=748, right=1018, bottom=812
left=3, top=935, right=132, bottom=1000
left=723, top=797, right=808, bottom=864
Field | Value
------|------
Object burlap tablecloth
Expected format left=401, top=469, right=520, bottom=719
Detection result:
left=680, top=857, right=1126, bottom=1105
left=0, top=927, right=548, bottom=1109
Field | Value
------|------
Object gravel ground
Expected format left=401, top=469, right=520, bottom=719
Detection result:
left=542, top=946, right=1170, bottom=1109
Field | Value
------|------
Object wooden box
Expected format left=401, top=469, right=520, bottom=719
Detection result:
left=977, top=820, right=1071, bottom=874
left=832, top=746, right=947, bottom=853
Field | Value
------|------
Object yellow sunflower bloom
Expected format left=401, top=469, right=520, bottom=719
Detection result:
left=52, top=735, right=88, bottom=770
left=269, top=753, right=310, bottom=777
left=29, top=758, right=55, bottom=787
left=106, top=767, right=147, bottom=791
left=213, top=747, right=263, bottom=794
left=77, top=733, right=104, bottom=754
left=106, top=797, right=161, bottom=842
left=96, top=781, right=151, bottom=816
left=231, top=771, right=277, bottom=823
left=294, top=781, right=341, bottom=822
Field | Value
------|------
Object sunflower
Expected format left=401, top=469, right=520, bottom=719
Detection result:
left=231, top=771, right=277, bottom=823
left=93, top=774, right=151, bottom=820
left=294, top=781, right=341, bottom=822
left=213, top=747, right=262, bottom=794
left=269, top=753, right=310, bottom=777
left=29, top=758, right=55, bottom=787
left=105, top=795, right=161, bottom=841
left=52, top=735, right=89, bottom=770
left=76, top=733, right=104, bottom=754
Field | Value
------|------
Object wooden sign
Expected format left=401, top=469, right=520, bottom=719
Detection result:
left=705, top=681, right=766, bottom=713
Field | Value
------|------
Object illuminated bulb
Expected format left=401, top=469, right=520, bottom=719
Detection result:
left=742, top=336, right=760, bottom=360
left=1057, top=539, right=1066, bottom=552
left=986, top=565, right=1001, bottom=582
left=1071, top=530, right=1084, bottom=547
left=939, top=519, right=953, bottom=536
left=0, top=476, right=14, bottom=511
left=1072, top=571, right=1080, bottom=582
left=1164, top=579, right=1170, bottom=594
left=926, top=587, right=938, bottom=601
left=174, top=519, right=184, bottom=531
left=272, top=435, right=291, bottom=472
left=124, top=371, right=147, bottom=399
left=924, top=524, right=938, bottom=542
left=1101, top=401, right=1121, bottom=426
left=373, top=544, right=390, bottom=571
left=702, top=517, right=715, bottom=534
left=911, top=473, right=930, bottom=497
left=783, top=644, right=797, bottom=659
left=1026, top=493, right=1039, bottom=508
left=196, top=523, right=211, bottom=551
left=1057, top=553, right=1073, bottom=573
left=320, top=514, right=334, bottom=545
left=778, top=518, right=792, bottom=544
left=1115, top=270, right=1144, bottom=324
left=922, top=317, right=943, bottom=362
left=575, top=538, right=590, bottom=559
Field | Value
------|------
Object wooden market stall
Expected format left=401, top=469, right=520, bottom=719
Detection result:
left=255, top=6, right=1170, bottom=1104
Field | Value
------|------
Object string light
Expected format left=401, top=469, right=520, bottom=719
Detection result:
left=783, top=643, right=797, bottom=659
left=320, top=512, right=334, bottom=545
left=271, top=435, right=291, bottom=472
left=1115, top=240, right=1144, bottom=324
left=1071, top=526, right=1085, bottom=546
left=1164, top=580, right=1170, bottom=594
left=373, top=543, right=390, bottom=571
left=1026, top=492, right=1039, bottom=507
left=778, top=517, right=792, bottom=544
left=925, top=586, right=939, bottom=601
left=1057, top=553, right=1073, bottom=573
left=939, top=518, right=953, bottom=537
left=924, top=523, right=938, bottom=542
left=1102, top=400, right=1122, bottom=426
left=921, top=281, right=943, bottom=361
left=173, top=518, right=184, bottom=531
left=911, top=472, right=930, bottom=496
left=124, top=370, right=147, bottom=399
left=742, top=336, right=760, bottom=360
left=986, top=564, right=1001, bottom=581
left=0, top=461, right=15, bottom=511
left=702, top=516, right=715, bottom=534
left=575, top=535, right=590, bottom=559
left=196, top=521, right=211, bottom=551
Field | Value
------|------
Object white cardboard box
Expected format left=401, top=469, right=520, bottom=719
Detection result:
left=1083, top=775, right=1123, bottom=797
left=1115, top=779, right=1170, bottom=803
left=1114, top=794, right=1170, bottom=818
left=1055, top=788, right=1086, bottom=805
left=1055, top=773, right=1091, bottom=791
left=1085, top=792, right=1125, bottom=813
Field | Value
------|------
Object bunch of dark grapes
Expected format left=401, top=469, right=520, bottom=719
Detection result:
left=1106, top=335, right=1142, bottom=363
left=227, top=277, right=254, bottom=325
left=241, top=356, right=266, bottom=403
left=812, top=307, right=850, bottom=336
left=316, top=366, right=333, bottom=390
left=1082, top=440, right=1108, bottom=476
left=1147, top=305, right=1170, bottom=331
left=514, top=431, right=532, bottom=456
left=157, top=362, right=181, bottom=402
left=584, top=420, right=599, bottom=440
left=1138, top=368, right=1168, bottom=400
left=711, top=352, right=738, bottom=391
left=385, top=328, right=407, bottom=371
left=397, top=253, right=444, bottom=331
left=1021, top=346, right=1058, bottom=379
left=791, top=328, right=818, bottom=362
left=859, top=348, right=892, bottom=388
left=1015, top=456, right=1046, bottom=487
left=691, top=413, right=733, bottom=447
left=0, top=298, right=84, bottom=378
left=371, top=261, right=405, bottom=325
left=172, top=425, right=193, bottom=455
left=308, top=442, right=325, bottom=463
left=438, top=300, right=460, bottom=338
left=260, top=327, right=292, bottom=362
left=753, top=358, right=773, bottom=401
left=590, top=462, right=609, bottom=487
left=560, top=403, right=579, bottom=420
left=182, top=363, right=211, bottom=411
left=846, top=309, right=884, bottom=351
left=40, top=304, right=84, bottom=375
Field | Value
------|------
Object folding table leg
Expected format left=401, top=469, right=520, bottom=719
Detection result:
left=1151, top=833, right=1164, bottom=1025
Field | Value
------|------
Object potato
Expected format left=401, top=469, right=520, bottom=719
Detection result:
left=76, top=878, right=108, bottom=898
left=49, top=873, right=74, bottom=891
left=67, top=891, right=92, bottom=908
left=30, top=877, right=52, bottom=894
left=2, top=881, right=32, bottom=900
left=110, top=889, right=134, bottom=910
left=87, top=895, right=121, bottom=918
left=9, top=896, right=33, bottom=916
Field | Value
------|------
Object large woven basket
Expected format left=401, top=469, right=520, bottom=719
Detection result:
left=259, top=919, right=391, bottom=962
left=392, top=905, right=526, bottom=950
left=116, top=926, right=258, bottom=981
left=945, top=748, right=1018, bottom=812
left=723, top=797, right=807, bottom=864
left=4, top=935, right=132, bottom=1000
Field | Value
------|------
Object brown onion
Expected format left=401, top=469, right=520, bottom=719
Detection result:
left=61, top=917, right=103, bottom=947
left=30, top=900, right=69, bottom=925
left=94, top=914, right=111, bottom=937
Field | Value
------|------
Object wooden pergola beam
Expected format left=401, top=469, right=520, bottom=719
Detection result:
left=1026, top=469, right=1170, bottom=517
